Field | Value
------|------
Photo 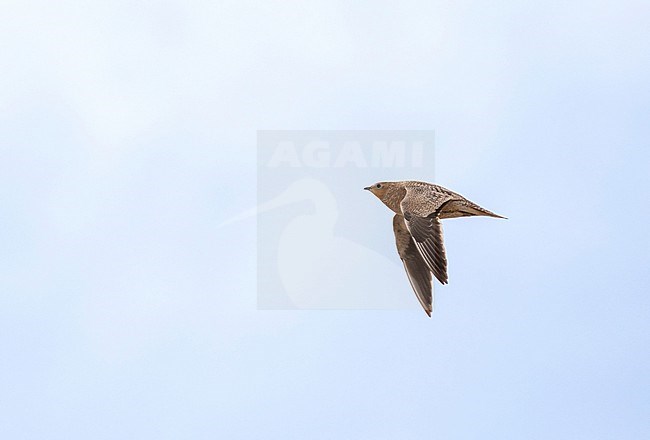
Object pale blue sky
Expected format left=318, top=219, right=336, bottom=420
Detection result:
left=1, top=1, right=649, bottom=439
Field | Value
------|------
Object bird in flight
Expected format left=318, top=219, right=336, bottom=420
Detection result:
left=364, top=180, right=505, bottom=317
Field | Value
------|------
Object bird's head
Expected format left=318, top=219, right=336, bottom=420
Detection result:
left=364, top=181, right=392, bottom=199
left=364, top=181, right=405, bottom=213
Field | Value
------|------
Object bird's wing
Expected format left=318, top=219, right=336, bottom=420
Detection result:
left=400, top=187, right=448, bottom=285
left=393, top=214, right=433, bottom=316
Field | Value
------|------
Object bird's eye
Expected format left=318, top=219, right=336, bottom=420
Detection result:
left=376, top=183, right=382, bottom=189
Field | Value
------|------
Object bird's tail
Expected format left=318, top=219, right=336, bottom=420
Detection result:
left=439, top=199, right=507, bottom=219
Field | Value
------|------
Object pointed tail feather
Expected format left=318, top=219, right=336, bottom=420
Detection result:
left=439, top=199, right=506, bottom=219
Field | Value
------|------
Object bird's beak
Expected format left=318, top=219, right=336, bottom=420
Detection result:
left=363, top=186, right=371, bottom=191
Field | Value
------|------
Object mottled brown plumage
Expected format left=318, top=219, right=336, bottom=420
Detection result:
left=364, top=180, right=505, bottom=317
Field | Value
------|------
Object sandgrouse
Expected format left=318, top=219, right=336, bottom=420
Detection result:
left=365, top=180, right=505, bottom=317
